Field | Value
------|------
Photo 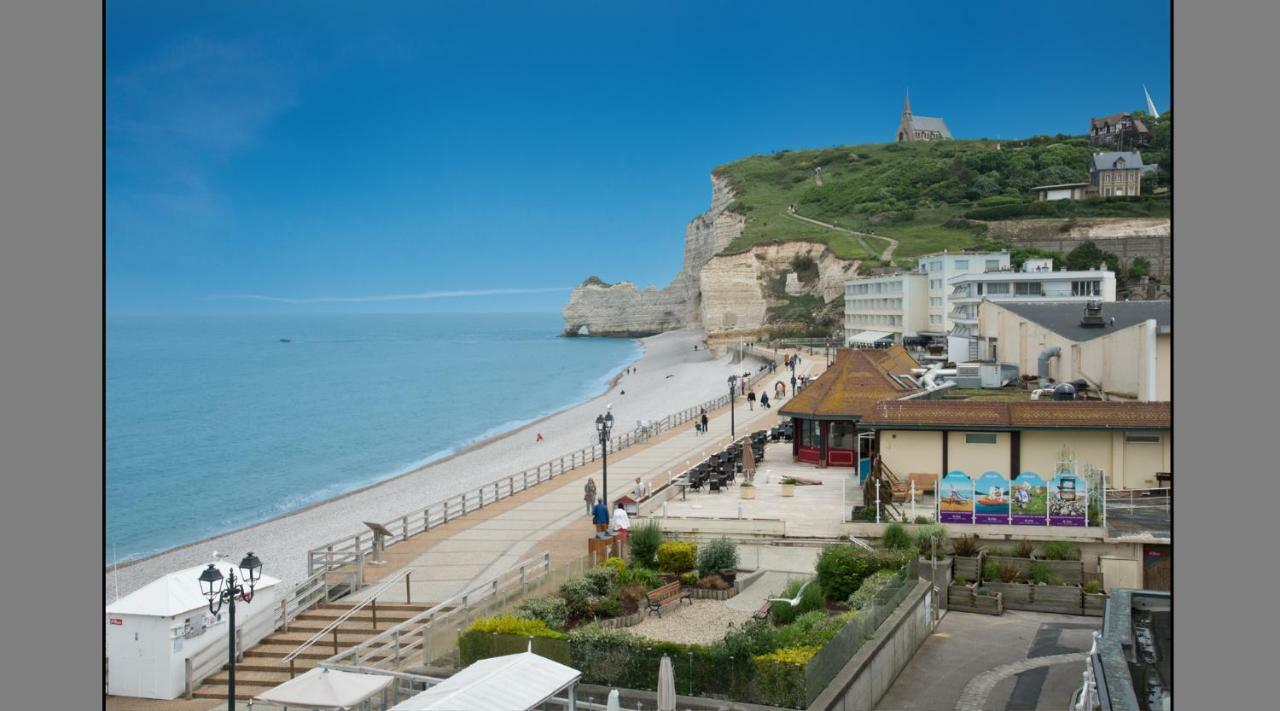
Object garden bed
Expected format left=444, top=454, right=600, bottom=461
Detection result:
left=947, top=585, right=1003, bottom=615
left=983, top=581, right=1084, bottom=614
left=953, top=554, right=983, bottom=582
left=1084, top=592, right=1108, bottom=617
left=988, top=555, right=1083, bottom=585
left=597, top=609, right=646, bottom=629
left=688, top=586, right=737, bottom=601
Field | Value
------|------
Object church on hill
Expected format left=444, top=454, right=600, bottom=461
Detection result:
left=895, top=92, right=952, bottom=143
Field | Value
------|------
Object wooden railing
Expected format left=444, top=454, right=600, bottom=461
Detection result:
left=305, top=348, right=788, bottom=585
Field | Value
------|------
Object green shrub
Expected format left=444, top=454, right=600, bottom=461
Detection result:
left=1029, top=562, right=1052, bottom=585
left=780, top=477, right=799, bottom=485
left=603, top=556, right=627, bottom=575
left=951, top=534, right=980, bottom=557
left=882, top=523, right=913, bottom=551
left=591, top=594, right=622, bottom=619
left=1013, top=539, right=1036, bottom=558
left=629, top=520, right=663, bottom=569
left=680, top=571, right=700, bottom=585
left=751, top=647, right=815, bottom=708
left=815, top=546, right=910, bottom=601
left=856, top=505, right=878, bottom=522
left=953, top=573, right=965, bottom=586
left=913, top=515, right=931, bottom=524
left=997, top=562, right=1022, bottom=583
left=1040, top=541, right=1080, bottom=560
left=466, top=614, right=566, bottom=639
left=981, top=559, right=999, bottom=582
left=846, top=569, right=900, bottom=610
left=657, top=541, right=698, bottom=574
left=775, top=610, right=848, bottom=649
left=913, top=524, right=947, bottom=557
left=1084, top=580, right=1103, bottom=595
left=720, top=619, right=780, bottom=657
left=697, top=538, right=740, bottom=576
left=617, top=566, right=662, bottom=590
left=770, top=578, right=825, bottom=625
left=583, top=566, right=617, bottom=596
left=559, top=578, right=600, bottom=621
left=514, top=596, right=569, bottom=632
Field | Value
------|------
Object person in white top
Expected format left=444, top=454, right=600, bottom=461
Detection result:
left=632, top=477, right=645, bottom=500
left=611, top=502, right=631, bottom=544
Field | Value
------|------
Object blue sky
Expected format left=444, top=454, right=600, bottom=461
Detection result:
left=107, top=1, right=1171, bottom=315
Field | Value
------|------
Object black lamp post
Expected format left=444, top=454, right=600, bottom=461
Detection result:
left=727, top=374, right=737, bottom=438
left=595, top=408, right=615, bottom=504
left=198, top=552, right=262, bottom=711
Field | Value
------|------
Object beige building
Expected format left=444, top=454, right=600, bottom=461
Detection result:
left=974, top=300, right=1170, bottom=401
left=863, top=400, right=1171, bottom=490
left=1089, top=151, right=1144, bottom=197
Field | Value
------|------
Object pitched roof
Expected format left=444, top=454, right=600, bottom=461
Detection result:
left=862, top=400, right=1170, bottom=430
left=907, top=115, right=952, bottom=138
left=991, top=301, right=1171, bottom=342
left=778, top=346, right=920, bottom=420
left=390, top=652, right=581, bottom=711
left=1092, top=151, right=1144, bottom=171
left=106, top=560, right=282, bottom=617
left=1091, top=113, right=1151, bottom=133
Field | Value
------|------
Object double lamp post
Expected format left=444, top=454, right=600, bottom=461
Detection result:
left=197, top=552, right=263, bottom=711
left=595, top=407, right=615, bottom=505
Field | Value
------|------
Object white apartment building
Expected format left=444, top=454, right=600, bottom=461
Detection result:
left=948, top=258, right=1117, bottom=360
left=916, top=251, right=1011, bottom=336
left=843, top=272, right=928, bottom=344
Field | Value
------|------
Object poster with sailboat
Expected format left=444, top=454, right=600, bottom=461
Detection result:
left=974, top=471, right=1011, bottom=524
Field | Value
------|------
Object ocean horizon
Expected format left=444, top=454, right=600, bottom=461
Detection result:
left=106, top=312, right=640, bottom=564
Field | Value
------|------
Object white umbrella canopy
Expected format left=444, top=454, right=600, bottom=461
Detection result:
left=606, top=688, right=621, bottom=711
left=253, top=667, right=393, bottom=710
left=657, top=654, right=677, bottom=711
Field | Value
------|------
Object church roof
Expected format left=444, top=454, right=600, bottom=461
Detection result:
left=907, top=115, right=952, bottom=138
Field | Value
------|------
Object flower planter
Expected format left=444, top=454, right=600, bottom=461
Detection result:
left=985, top=581, right=1033, bottom=606
left=1032, top=584, right=1084, bottom=614
left=953, top=554, right=983, bottom=583
left=1083, top=592, right=1108, bottom=617
left=780, top=483, right=796, bottom=497
left=948, top=584, right=1003, bottom=615
left=719, top=569, right=737, bottom=586
left=597, top=609, right=646, bottom=629
left=988, top=556, right=1083, bottom=585
left=740, top=486, right=756, bottom=500
left=689, top=586, right=737, bottom=600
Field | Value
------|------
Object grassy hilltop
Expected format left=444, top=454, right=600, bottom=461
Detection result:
left=712, top=112, right=1170, bottom=266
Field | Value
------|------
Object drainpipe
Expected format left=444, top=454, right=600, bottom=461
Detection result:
left=1037, top=346, right=1061, bottom=388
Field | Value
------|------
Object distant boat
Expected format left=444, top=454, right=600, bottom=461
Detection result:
left=279, top=338, right=292, bottom=343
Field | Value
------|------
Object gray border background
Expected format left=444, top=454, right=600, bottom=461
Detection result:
left=1, top=0, right=1278, bottom=707
left=0, top=0, right=103, bottom=707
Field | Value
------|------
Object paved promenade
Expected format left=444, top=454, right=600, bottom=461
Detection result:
left=358, top=352, right=825, bottom=604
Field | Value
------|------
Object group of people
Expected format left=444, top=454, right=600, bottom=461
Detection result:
left=582, top=476, right=632, bottom=543
left=695, top=407, right=709, bottom=435
left=745, top=389, right=771, bottom=410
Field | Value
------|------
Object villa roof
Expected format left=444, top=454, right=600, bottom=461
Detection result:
left=862, top=400, right=1170, bottom=431
left=778, top=346, right=920, bottom=421
left=1092, top=151, right=1145, bottom=171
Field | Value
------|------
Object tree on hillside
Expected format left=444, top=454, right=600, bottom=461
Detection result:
left=1065, top=241, right=1121, bottom=274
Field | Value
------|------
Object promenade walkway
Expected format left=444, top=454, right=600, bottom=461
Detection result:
left=358, top=351, right=826, bottom=604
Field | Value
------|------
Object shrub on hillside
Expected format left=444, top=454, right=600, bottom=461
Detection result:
left=697, top=538, right=740, bottom=576
left=629, top=520, right=663, bottom=569
left=515, top=596, right=569, bottom=632
left=657, top=541, right=698, bottom=574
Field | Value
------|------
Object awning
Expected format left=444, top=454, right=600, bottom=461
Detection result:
left=848, top=330, right=892, bottom=344
left=253, top=667, right=394, bottom=710
left=390, top=652, right=580, bottom=711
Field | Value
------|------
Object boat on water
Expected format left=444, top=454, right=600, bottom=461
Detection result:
left=279, top=338, right=292, bottom=343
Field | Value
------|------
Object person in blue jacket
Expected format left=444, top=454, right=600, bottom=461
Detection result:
left=592, top=497, right=610, bottom=533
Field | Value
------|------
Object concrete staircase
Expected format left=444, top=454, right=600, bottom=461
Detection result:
left=191, top=600, right=436, bottom=702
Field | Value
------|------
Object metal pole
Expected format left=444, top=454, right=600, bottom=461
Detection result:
left=729, top=382, right=735, bottom=438
left=226, top=593, right=236, bottom=711
left=601, top=429, right=609, bottom=507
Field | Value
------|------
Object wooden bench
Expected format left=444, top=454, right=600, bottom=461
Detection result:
left=644, top=581, right=691, bottom=617
left=753, top=601, right=771, bottom=620
left=907, top=472, right=937, bottom=495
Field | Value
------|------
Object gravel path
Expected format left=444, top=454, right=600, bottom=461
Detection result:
left=628, top=599, right=757, bottom=645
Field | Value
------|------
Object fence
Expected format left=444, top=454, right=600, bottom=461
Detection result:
left=306, top=347, right=788, bottom=587
left=183, top=566, right=356, bottom=697
left=1104, top=488, right=1171, bottom=536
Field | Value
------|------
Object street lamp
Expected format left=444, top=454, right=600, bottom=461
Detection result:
left=595, top=406, right=615, bottom=504
left=727, top=374, right=737, bottom=438
left=198, top=552, right=262, bottom=711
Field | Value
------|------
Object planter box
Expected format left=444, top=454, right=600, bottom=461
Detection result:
left=1083, top=592, right=1108, bottom=617
left=953, top=554, right=983, bottom=582
left=1033, top=584, right=1084, bottom=614
left=989, top=556, right=1084, bottom=585
left=597, top=609, right=646, bottom=629
left=985, top=581, right=1033, bottom=606
left=780, top=484, right=796, bottom=497
left=689, top=586, right=737, bottom=601
left=740, top=486, right=757, bottom=500
left=948, top=584, right=1003, bottom=615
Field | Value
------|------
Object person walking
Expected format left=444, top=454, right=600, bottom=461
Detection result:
left=592, top=497, right=609, bottom=533
left=584, top=478, right=597, bottom=515
left=701, top=411, right=709, bottom=433
left=790, top=374, right=797, bottom=393
left=760, top=392, right=771, bottom=409
left=632, top=477, right=645, bottom=500
left=747, top=390, right=756, bottom=410
left=612, top=502, right=631, bottom=545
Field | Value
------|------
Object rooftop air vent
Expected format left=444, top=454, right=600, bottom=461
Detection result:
left=1080, top=300, right=1105, bottom=328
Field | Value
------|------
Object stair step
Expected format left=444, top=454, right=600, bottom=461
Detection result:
left=321, top=601, right=434, bottom=613
left=192, top=684, right=277, bottom=701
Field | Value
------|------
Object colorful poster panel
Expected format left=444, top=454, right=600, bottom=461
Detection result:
left=1048, top=473, right=1088, bottom=526
left=974, top=471, right=1011, bottom=524
left=1010, top=472, right=1048, bottom=525
left=938, top=471, right=974, bottom=524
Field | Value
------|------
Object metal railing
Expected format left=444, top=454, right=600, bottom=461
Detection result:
left=281, top=568, right=414, bottom=677
left=305, top=348, right=789, bottom=586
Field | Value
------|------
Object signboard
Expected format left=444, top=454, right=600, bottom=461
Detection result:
left=1048, top=473, right=1087, bottom=526
left=1010, top=472, right=1048, bottom=526
left=973, top=471, right=1011, bottom=525
left=938, top=471, right=974, bottom=524
left=109, top=617, right=123, bottom=626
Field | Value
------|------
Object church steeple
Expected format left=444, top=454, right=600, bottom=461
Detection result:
left=903, top=90, right=912, bottom=116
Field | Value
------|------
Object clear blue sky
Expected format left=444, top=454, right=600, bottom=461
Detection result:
left=107, top=1, right=1170, bottom=315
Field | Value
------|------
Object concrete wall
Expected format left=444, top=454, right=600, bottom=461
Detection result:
left=1021, top=430, right=1170, bottom=489
left=810, top=580, right=935, bottom=711
left=1155, top=333, right=1171, bottom=401
left=640, top=515, right=787, bottom=538
left=947, top=431, right=1011, bottom=477
left=878, top=430, right=943, bottom=478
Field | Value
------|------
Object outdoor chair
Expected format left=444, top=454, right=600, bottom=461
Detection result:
left=708, top=479, right=722, bottom=494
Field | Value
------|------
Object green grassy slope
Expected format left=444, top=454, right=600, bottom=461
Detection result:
left=712, top=115, right=1170, bottom=267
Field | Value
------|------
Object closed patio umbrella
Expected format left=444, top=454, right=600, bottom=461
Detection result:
left=606, top=688, right=621, bottom=711
left=657, top=654, right=677, bottom=711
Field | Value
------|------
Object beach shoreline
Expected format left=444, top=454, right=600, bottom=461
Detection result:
left=107, top=328, right=761, bottom=599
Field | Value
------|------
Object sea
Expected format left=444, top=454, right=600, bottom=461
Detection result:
left=106, top=313, right=641, bottom=564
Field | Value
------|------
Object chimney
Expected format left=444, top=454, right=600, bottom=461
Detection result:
left=1080, top=300, right=1105, bottom=328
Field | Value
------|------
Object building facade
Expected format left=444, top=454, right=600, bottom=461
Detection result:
left=947, top=259, right=1116, bottom=360
left=895, top=93, right=952, bottom=143
left=1089, top=112, right=1151, bottom=149
left=916, top=251, right=1011, bottom=343
left=1089, top=151, right=1145, bottom=197
left=1031, top=182, right=1089, bottom=202
left=843, top=272, right=929, bottom=344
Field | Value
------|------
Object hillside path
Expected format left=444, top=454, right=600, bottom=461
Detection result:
left=785, top=210, right=899, bottom=262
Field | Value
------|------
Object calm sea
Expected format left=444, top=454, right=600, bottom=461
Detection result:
left=106, top=313, right=640, bottom=564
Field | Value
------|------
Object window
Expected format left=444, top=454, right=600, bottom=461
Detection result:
left=930, top=279, right=942, bottom=289
left=965, top=433, right=998, bottom=444
left=930, top=297, right=942, bottom=307
left=801, top=420, right=820, bottom=448
left=985, top=259, right=1000, bottom=271
left=1072, top=280, right=1102, bottom=296
left=986, top=282, right=1010, bottom=295
left=830, top=422, right=855, bottom=450
left=976, top=283, right=984, bottom=295
left=931, top=261, right=942, bottom=272
left=1015, top=282, right=1043, bottom=296
left=955, top=259, right=969, bottom=270
left=1125, top=433, right=1161, bottom=444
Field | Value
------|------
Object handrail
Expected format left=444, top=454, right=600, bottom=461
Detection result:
left=282, top=568, right=413, bottom=670
left=304, top=347, right=789, bottom=583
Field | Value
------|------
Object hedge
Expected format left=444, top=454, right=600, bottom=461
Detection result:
left=657, top=541, right=697, bottom=574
